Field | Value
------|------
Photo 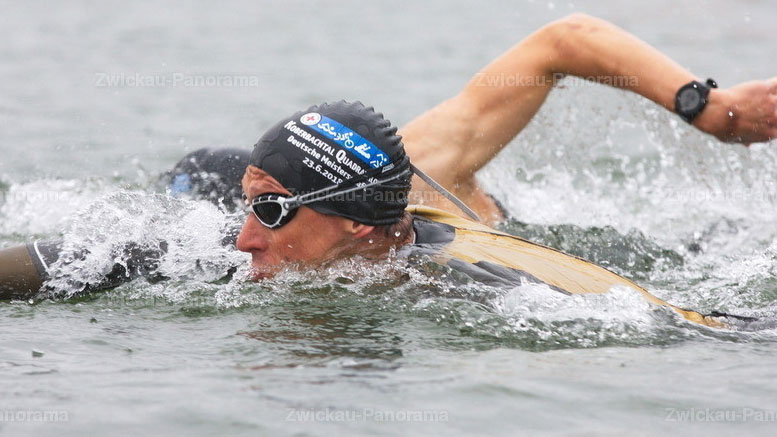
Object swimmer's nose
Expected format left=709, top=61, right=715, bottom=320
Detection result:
left=236, top=215, right=270, bottom=253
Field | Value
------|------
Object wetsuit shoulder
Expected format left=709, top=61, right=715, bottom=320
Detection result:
left=411, top=215, right=455, bottom=246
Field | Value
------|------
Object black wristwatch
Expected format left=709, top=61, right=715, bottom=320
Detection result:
left=674, top=78, right=718, bottom=123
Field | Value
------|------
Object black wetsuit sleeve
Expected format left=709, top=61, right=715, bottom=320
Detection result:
left=0, top=239, right=167, bottom=300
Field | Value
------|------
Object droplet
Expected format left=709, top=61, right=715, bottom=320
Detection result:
left=368, top=239, right=374, bottom=244
left=728, top=111, right=734, bottom=118
left=287, top=244, right=293, bottom=248
left=394, top=231, right=401, bottom=238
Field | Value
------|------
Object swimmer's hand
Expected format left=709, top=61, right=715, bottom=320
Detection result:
left=697, top=78, right=777, bottom=145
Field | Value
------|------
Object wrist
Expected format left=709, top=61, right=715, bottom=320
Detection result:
left=692, top=88, right=735, bottom=141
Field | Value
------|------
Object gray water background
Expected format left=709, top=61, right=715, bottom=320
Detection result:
left=1, top=0, right=777, bottom=435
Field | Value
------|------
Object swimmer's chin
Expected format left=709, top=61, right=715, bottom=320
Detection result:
left=246, top=260, right=312, bottom=281
left=247, top=266, right=278, bottom=281
left=246, top=259, right=302, bottom=281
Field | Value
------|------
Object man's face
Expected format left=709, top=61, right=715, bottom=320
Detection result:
left=236, top=165, right=365, bottom=279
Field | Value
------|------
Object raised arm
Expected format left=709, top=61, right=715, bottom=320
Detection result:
left=538, top=13, right=777, bottom=145
left=401, top=13, right=777, bottom=194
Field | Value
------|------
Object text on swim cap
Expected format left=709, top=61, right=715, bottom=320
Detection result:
left=306, top=115, right=390, bottom=169
left=283, top=121, right=366, bottom=180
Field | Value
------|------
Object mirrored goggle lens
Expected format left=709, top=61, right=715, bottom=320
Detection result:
left=250, top=195, right=298, bottom=229
left=253, top=201, right=283, bottom=226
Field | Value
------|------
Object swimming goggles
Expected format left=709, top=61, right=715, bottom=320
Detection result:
left=244, top=169, right=412, bottom=229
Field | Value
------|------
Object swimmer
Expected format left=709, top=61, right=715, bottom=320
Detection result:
left=2, top=14, right=776, bottom=329
left=0, top=101, right=760, bottom=328
left=233, top=100, right=755, bottom=328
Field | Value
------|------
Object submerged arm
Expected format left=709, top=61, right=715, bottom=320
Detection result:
left=0, top=240, right=165, bottom=300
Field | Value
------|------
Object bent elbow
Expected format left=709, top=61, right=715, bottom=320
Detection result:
left=544, top=12, right=602, bottom=41
left=540, top=13, right=604, bottom=71
left=557, top=12, right=597, bottom=27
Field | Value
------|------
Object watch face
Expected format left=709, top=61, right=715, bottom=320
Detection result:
left=678, top=87, right=701, bottom=112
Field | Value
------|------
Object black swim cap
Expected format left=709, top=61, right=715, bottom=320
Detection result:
left=166, top=147, right=250, bottom=211
left=250, top=101, right=411, bottom=225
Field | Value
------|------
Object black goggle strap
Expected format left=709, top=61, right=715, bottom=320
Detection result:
left=288, top=164, right=479, bottom=222
left=408, top=164, right=480, bottom=222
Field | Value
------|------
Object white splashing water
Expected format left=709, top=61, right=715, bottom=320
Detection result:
left=0, top=178, right=108, bottom=237
left=43, top=191, right=248, bottom=298
left=492, top=283, right=654, bottom=327
left=478, top=84, right=777, bottom=315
